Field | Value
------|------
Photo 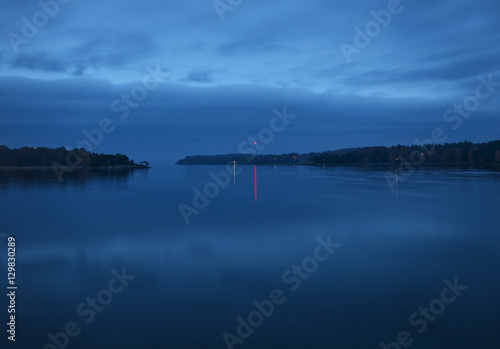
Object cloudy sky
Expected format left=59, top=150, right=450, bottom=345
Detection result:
left=0, top=0, right=499, bottom=164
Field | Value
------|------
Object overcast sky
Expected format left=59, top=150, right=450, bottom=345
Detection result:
left=0, top=0, right=499, bottom=164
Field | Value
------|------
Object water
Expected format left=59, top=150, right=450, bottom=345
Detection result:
left=1, top=165, right=499, bottom=348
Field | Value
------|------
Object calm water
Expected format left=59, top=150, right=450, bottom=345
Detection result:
left=1, top=165, right=500, bottom=349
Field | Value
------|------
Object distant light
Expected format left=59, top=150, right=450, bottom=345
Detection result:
left=254, top=142, right=257, bottom=145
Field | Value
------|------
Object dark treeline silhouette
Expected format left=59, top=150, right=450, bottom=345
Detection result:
left=0, top=146, right=150, bottom=168
left=176, top=140, right=500, bottom=167
left=177, top=153, right=303, bottom=165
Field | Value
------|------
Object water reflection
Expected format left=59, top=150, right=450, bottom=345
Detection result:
left=254, top=165, right=257, bottom=203
left=233, top=162, right=236, bottom=189
left=0, top=168, right=148, bottom=192
left=3, top=165, right=500, bottom=348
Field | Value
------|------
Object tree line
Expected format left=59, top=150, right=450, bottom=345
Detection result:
left=176, top=139, right=500, bottom=167
left=311, top=140, right=500, bottom=166
left=0, top=146, right=149, bottom=168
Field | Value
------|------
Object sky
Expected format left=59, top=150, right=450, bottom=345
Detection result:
left=0, top=0, right=499, bottom=165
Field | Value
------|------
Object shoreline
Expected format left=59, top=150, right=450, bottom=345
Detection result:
left=175, top=162, right=500, bottom=171
left=0, top=165, right=150, bottom=171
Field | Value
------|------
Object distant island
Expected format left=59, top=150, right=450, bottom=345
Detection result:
left=0, top=146, right=150, bottom=169
left=177, top=139, right=500, bottom=168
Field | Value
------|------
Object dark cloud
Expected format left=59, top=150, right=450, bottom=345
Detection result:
left=72, top=62, right=87, bottom=76
left=67, top=31, right=158, bottom=68
left=10, top=52, right=67, bottom=73
left=184, top=70, right=213, bottom=83
left=339, top=51, right=500, bottom=89
left=216, top=38, right=291, bottom=56
left=0, top=0, right=498, bottom=164
left=0, top=74, right=498, bottom=159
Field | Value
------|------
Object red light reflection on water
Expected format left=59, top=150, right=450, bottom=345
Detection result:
left=254, top=166, right=257, bottom=203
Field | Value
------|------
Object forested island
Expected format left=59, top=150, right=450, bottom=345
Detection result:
left=0, top=146, right=150, bottom=169
left=177, top=139, right=500, bottom=168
